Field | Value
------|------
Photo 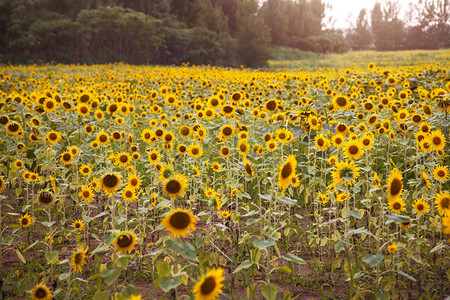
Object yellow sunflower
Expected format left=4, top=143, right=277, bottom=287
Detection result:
left=193, top=268, right=224, bottom=300
left=19, top=213, right=32, bottom=228
left=423, top=172, right=431, bottom=188
left=71, top=245, right=89, bottom=273
left=343, top=139, right=364, bottom=160
left=96, top=130, right=109, bottom=146
left=243, top=158, right=254, bottom=178
left=79, top=165, right=92, bottom=176
left=332, top=95, right=350, bottom=110
left=315, top=133, right=330, bottom=151
left=79, top=185, right=94, bottom=202
left=388, top=198, right=406, bottom=214
left=435, top=191, right=450, bottom=216
left=5, top=122, right=23, bottom=136
left=331, top=160, right=360, bottom=186
left=114, top=232, right=137, bottom=253
left=127, top=172, right=141, bottom=190
left=237, top=139, right=250, bottom=157
left=163, top=173, right=188, bottom=199
left=429, top=130, right=446, bottom=150
left=278, top=155, right=297, bottom=191
left=162, top=209, right=196, bottom=238
left=122, top=186, right=137, bottom=202
left=387, top=168, right=403, bottom=202
left=37, top=191, right=54, bottom=206
left=331, top=133, right=345, bottom=148
left=45, top=130, right=62, bottom=144
left=188, top=144, right=203, bottom=158
left=218, top=124, right=234, bottom=141
left=60, top=151, right=73, bottom=165
left=0, top=175, right=6, bottom=194
left=373, top=172, right=381, bottom=187
left=115, top=152, right=131, bottom=168
left=73, top=219, right=84, bottom=231
left=387, top=243, right=397, bottom=254
left=31, top=284, right=52, bottom=300
left=433, top=165, right=449, bottom=182
left=413, top=198, right=430, bottom=215
left=100, top=173, right=121, bottom=195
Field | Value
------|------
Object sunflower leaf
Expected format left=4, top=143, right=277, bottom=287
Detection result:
left=233, top=260, right=253, bottom=273
left=100, top=268, right=121, bottom=286
left=165, top=239, right=197, bottom=261
left=261, top=284, right=278, bottom=300
left=347, top=210, right=362, bottom=219
left=430, top=243, right=446, bottom=253
left=283, top=253, right=306, bottom=265
left=362, top=254, right=384, bottom=267
left=45, top=250, right=59, bottom=264
left=158, top=276, right=182, bottom=292
left=385, top=214, right=410, bottom=224
left=93, top=290, right=110, bottom=300
left=253, top=239, right=275, bottom=250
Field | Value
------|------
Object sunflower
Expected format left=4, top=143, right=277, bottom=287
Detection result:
left=79, top=165, right=92, bottom=176
left=315, top=133, right=330, bottom=151
left=71, top=245, right=89, bottom=273
left=73, top=219, right=84, bottom=231
left=100, top=173, right=121, bottom=195
left=122, top=186, right=137, bottom=202
left=327, top=155, right=338, bottom=165
left=266, top=140, right=277, bottom=152
left=367, top=115, right=379, bottom=127
left=96, top=130, right=109, bottom=146
left=331, top=133, right=345, bottom=148
left=79, top=185, right=94, bottom=202
left=373, top=172, right=381, bottom=187
left=433, top=165, right=449, bottom=182
left=336, top=193, right=347, bottom=202
left=204, top=188, right=216, bottom=198
left=332, top=95, right=350, bottom=111
left=278, top=155, right=297, bottom=191
left=163, top=173, right=188, bottom=199
left=388, top=198, right=406, bottom=214
left=211, top=162, right=222, bottom=172
left=335, top=123, right=348, bottom=135
left=308, top=114, right=321, bottom=131
left=343, top=139, right=364, bottom=160
left=429, top=130, right=446, bottom=150
left=77, top=103, right=90, bottom=117
left=193, top=268, right=224, bottom=300
left=419, top=122, right=431, bottom=133
left=115, top=152, right=131, bottom=168
left=237, top=139, right=250, bottom=157
left=360, top=133, right=374, bottom=149
left=318, top=191, right=328, bottom=204
left=387, top=243, right=397, bottom=254
left=243, top=158, right=254, bottom=178
left=422, top=172, right=431, bottom=188
left=111, top=131, right=123, bottom=142
left=220, top=104, right=235, bottom=117
left=114, top=232, right=137, bottom=253
left=162, top=209, right=196, bottom=238
left=435, top=191, right=450, bottom=216
left=219, top=146, right=230, bottom=158
left=331, top=160, right=360, bottom=186
left=6, top=122, right=23, bottom=136
left=31, top=284, right=52, bottom=300
left=387, top=168, right=403, bottom=202
left=188, top=144, right=203, bottom=158
left=127, top=172, right=141, bottom=190
left=147, top=149, right=161, bottom=164
left=413, top=198, right=430, bottom=215
left=219, top=124, right=234, bottom=141
left=60, top=151, right=73, bottom=165
left=37, top=191, right=54, bottom=206
left=19, top=213, right=32, bottom=228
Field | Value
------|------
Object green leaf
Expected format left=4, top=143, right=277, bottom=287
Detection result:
left=0, top=236, right=13, bottom=245
left=45, top=250, right=59, bottom=264
left=156, top=260, right=170, bottom=277
left=277, top=196, right=297, bottom=205
left=335, top=240, right=346, bottom=253
left=100, top=268, right=121, bottom=286
left=116, top=255, right=130, bottom=269
left=344, top=227, right=367, bottom=236
left=385, top=214, right=410, bottom=224
left=242, top=210, right=259, bottom=217
left=258, top=193, right=272, bottom=201
left=122, top=285, right=139, bottom=298
left=158, top=277, right=182, bottom=292
left=165, top=239, right=197, bottom=261
left=59, top=272, right=71, bottom=281
left=430, top=243, right=446, bottom=253
left=396, top=270, right=416, bottom=281
left=283, top=253, right=306, bottom=265
left=271, top=265, right=291, bottom=274
left=261, top=284, right=278, bottom=300
left=15, top=249, right=26, bottom=264
left=233, top=260, right=253, bottom=273
left=93, top=290, right=110, bottom=300
left=362, top=254, right=384, bottom=267
left=347, top=210, right=362, bottom=219
left=253, top=239, right=275, bottom=250
left=374, top=292, right=390, bottom=300
left=91, top=244, right=110, bottom=255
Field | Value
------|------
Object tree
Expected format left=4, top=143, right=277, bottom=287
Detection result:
left=347, top=9, right=372, bottom=50
left=371, top=1, right=405, bottom=51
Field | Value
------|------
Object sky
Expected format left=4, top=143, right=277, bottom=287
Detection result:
left=324, top=0, right=416, bottom=30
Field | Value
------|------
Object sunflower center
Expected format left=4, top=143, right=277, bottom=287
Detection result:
left=82, top=191, right=90, bottom=198
left=119, top=155, right=128, bottom=163
left=191, top=148, right=199, bottom=155
left=222, top=148, right=229, bottom=155
left=169, top=211, right=190, bottom=229
left=166, top=180, right=181, bottom=194
left=35, top=287, right=47, bottom=298
left=240, top=144, right=247, bottom=152
left=337, top=124, right=346, bottom=132
left=433, top=137, right=441, bottom=145
left=81, top=107, right=88, bottom=113
left=113, top=132, right=121, bottom=139
left=74, top=252, right=84, bottom=264
left=281, top=163, right=293, bottom=179
left=109, top=104, right=118, bottom=113
left=223, top=106, right=233, bottom=113
left=99, top=135, right=108, bottom=142
left=39, top=192, right=53, bottom=204
left=63, top=153, right=71, bottom=161
left=180, top=127, right=189, bottom=136
left=155, top=129, right=164, bottom=137
left=393, top=202, right=401, bottom=210
left=441, top=197, right=449, bottom=209
left=349, top=145, right=359, bottom=155
left=317, top=139, right=324, bottom=147
left=245, top=164, right=252, bottom=176
left=165, top=135, right=173, bottom=142
left=413, top=115, right=421, bottom=122
left=200, top=276, right=216, bottom=295
left=9, top=123, right=19, bottom=132
left=369, top=117, right=376, bottom=124
left=362, top=138, right=370, bottom=146
left=437, top=170, right=445, bottom=177
left=211, top=99, right=219, bottom=106
left=311, top=118, right=318, bottom=125
left=117, top=234, right=132, bottom=248
left=83, top=168, right=89, bottom=173
left=150, top=154, right=158, bottom=161
left=390, top=178, right=402, bottom=196
left=266, top=101, right=276, bottom=111
left=222, top=127, right=232, bottom=136
left=22, top=218, right=28, bottom=225
left=417, top=203, right=424, bottom=211
left=103, top=174, right=118, bottom=188
left=46, top=101, right=54, bottom=108
left=125, top=190, right=133, bottom=197
left=279, top=133, right=286, bottom=139
left=336, top=97, right=347, bottom=107
left=130, top=179, right=138, bottom=186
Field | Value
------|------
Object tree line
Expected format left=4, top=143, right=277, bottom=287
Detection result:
left=0, top=0, right=448, bottom=67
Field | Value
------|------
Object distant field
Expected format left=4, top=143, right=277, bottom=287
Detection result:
left=269, top=48, right=450, bottom=69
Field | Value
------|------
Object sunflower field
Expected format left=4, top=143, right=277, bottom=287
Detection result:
left=0, top=51, right=449, bottom=300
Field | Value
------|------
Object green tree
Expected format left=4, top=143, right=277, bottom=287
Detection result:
left=347, top=9, right=372, bottom=50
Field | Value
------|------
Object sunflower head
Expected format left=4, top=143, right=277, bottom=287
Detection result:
left=37, top=191, right=54, bottom=206
left=163, top=173, right=188, bottom=199
left=193, top=268, right=224, bottom=300
left=162, top=209, right=196, bottom=238
left=387, top=168, right=403, bottom=202
left=114, top=232, right=137, bottom=253
left=31, top=284, right=52, bottom=300
left=100, top=173, right=121, bottom=195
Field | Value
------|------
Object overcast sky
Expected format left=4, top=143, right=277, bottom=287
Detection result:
left=323, top=0, right=416, bottom=30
